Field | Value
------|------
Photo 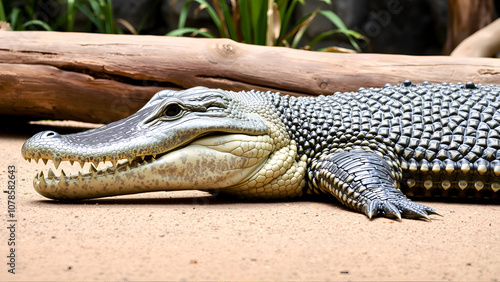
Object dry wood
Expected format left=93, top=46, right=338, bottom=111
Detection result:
left=451, top=18, right=500, bottom=57
left=1, top=31, right=500, bottom=123
left=443, top=0, right=494, bottom=55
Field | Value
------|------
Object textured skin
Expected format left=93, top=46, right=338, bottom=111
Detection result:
left=271, top=81, right=500, bottom=197
left=22, top=82, right=500, bottom=220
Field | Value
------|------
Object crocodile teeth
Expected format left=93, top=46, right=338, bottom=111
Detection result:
left=32, top=156, right=157, bottom=185
left=53, top=158, right=61, bottom=170
left=89, top=164, right=97, bottom=177
left=60, top=170, right=67, bottom=184
left=39, top=172, right=46, bottom=186
left=48, top=168, right=56, bottom=179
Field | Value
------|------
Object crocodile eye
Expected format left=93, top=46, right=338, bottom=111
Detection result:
left=164, top=104, right=182, bottom=117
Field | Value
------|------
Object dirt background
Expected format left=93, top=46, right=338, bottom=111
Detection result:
left=1, top=121, right=499, bottom=281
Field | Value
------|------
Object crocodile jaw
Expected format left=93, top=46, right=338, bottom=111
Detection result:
left=31, top=134, right=274, bottom=200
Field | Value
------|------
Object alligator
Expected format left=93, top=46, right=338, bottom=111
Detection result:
left=22, top=81, right=500, bottom=220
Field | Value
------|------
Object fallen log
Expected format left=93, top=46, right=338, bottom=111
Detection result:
left=1, top=31, right=499, bottom=123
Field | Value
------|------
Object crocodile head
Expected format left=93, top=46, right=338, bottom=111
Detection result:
left=22, top=87, right=302, bottom=200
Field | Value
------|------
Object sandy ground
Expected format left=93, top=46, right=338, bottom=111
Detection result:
left=1, top=120, right=499, bottom=281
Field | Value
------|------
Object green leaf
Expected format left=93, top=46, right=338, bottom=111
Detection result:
left=67, top=0, right=76, bottom=31
left=182, top=0, right=225, bottom=37
left=76, top=1, right=103, bottom=31
left=214, top=0, right=237, bottom=39
left=73, top=0, right=118, bottom=33
left=99, top=0, right=116, bottom=33
left=165, top=27, right=214, bottom=38
left=277, top=0, right=300, bottom=45
left=317, top=10, right=348, bottom=31
left=250, top=0, right=268, bottom=45
left=102, top=0, right=116, bottom=33
left=316, top=10, right=362, bottom=52
left=9, top=8, right=21, bottom=30
left=345, top=34, right=362, bottom=52
left=239, top=0, right=253, bottom=43
left=277, top=0, right=287, bottom=17
left=290, top=10, right=316, bottom=48
left=23, top=19, right=53, bottom=31
left=177, top=1, right=190, bottom=29
left=0, top=0, right=6, bottom=22
left=308, top=29, right=343, bottom=49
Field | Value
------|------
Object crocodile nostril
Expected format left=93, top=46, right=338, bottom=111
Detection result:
left=41, top=131, right=60, bottom=138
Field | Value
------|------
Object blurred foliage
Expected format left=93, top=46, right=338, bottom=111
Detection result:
left=0, top=0, right=364, bottom=51
left=0, top=0, right=133, bottom=33
left=166, top=0, right=364, bottom=52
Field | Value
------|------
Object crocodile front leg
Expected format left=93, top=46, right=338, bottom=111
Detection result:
left=310, top=150, right=441, bottom=220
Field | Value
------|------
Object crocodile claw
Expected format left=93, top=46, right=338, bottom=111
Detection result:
left=313, top=150, right=444, bottom=221
left=363, top=198, right=441, bottom=221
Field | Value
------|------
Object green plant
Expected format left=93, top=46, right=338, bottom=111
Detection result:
left=73, top=0, right=117, bottom=33
left=0, top=0, right=62, bottom=30
left=166, top=0, right=364, bottom=52
left=0, top=0, right=39, bottom=30
left=0, top=0, right=6, bottom=22
left=0, top=0, right=135, bottom=33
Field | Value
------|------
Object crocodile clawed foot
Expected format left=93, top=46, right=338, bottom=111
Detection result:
left=364, top=199, right=442, bottom=221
